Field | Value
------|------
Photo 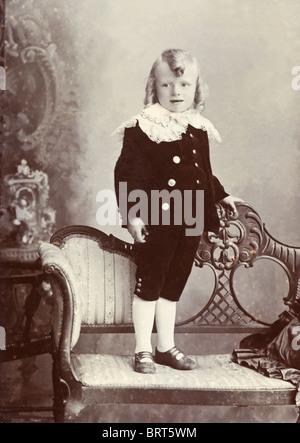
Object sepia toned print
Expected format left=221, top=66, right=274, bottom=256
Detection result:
left=0, top=0, right=300, bottom=425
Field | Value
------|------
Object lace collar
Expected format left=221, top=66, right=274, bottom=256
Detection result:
left=113, top=103, right=221, bottom=144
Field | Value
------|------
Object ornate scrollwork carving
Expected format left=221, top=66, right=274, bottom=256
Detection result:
left=1, top=0, right=82, bottom=250
left=177, top=203, right=300, bottom=329
left=4, top=0, right=58, bottom=152
left=196, top=203, right=265, bottom=271
left=0, top=159, right=56, bottom=256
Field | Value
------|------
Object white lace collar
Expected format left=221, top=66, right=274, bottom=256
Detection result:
left=113, top=103, right=221, bottom=144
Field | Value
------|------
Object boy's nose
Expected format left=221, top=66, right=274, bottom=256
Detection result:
left=172, top=84, right=180, bottom=96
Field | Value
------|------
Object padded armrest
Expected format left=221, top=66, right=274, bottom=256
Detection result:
left=38, top=242, right=82, bottom=349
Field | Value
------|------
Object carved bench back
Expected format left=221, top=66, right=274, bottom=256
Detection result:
left=50, top=204, right=300, bottom=335
left=184, top=203, right=300, bottom=332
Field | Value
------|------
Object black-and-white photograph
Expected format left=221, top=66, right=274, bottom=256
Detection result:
left=0, top=0, right=300, bottom=425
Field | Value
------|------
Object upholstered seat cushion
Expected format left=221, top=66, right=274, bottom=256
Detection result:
left=71, top=353, right=296, bottom=405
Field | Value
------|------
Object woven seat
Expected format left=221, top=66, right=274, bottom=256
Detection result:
left=72, top=353, right=296, bottom=406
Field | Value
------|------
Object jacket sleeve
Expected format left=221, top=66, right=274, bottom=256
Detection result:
left=114, top=125, right=152, bottom=227
left=211, top=175, right=229, bottom=202
left=203, top=131, right=229, bottom=202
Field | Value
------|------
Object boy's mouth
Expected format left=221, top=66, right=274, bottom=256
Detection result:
left=170, top=99, right=184, bottom=103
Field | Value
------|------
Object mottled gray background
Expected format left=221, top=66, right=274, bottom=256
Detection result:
left=62, top=0, right=300, bottom=244
left=55, top=0, right=300, bottom=325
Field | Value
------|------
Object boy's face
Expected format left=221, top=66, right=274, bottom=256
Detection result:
left=155, top=61, right=198, bottom=113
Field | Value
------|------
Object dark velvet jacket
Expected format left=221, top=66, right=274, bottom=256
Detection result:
left=114, top=122, right=228, bottom=233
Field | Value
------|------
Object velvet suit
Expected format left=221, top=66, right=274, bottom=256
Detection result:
left=114, top=121, right=228, bottom=301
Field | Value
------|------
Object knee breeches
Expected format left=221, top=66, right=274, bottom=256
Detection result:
left=134, top=226, right=201, bottom=302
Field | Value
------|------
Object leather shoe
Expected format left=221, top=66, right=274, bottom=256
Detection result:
left=155, top=346, right=198, bottom=370
left=134, top=351, right=156, bottom=374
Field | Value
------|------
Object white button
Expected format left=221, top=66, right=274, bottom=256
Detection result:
left=173, top=156, right=181, bottom=164
left=195, top=163, right=199, bottom=168
left=168, top=178, right=176, bottom=187
left=193, top=149, right=196, bottom=154
left=162, top=203, right=170, bottom=210
left=196, top=180, right=200, bottom=185
left=190, top=133, right=194, bottom=138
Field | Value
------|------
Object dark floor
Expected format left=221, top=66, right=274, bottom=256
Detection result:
left=0, top=340, right=299, bottom=423
left=0, top=355, right=54, bottom=423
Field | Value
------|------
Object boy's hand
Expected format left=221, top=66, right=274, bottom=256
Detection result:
left=220, top=195, right=244, bottom=218
left=128, top=218, right=149, bottom=243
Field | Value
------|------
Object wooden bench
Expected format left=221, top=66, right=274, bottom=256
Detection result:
left=38, top=203, right=300, bottom=423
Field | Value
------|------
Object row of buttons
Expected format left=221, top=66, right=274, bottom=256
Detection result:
left=168, top=176, right=202, bottom=187
left=162, top=132, right=200, bottom=210
left=172, top=156, right=198, bottom=166
left=190, top=136, right=199, bottom=181
left=168, top=165, right=200, bottom=188
left=190, top=134, right=196, bottom=153
left=136, top=277, right=142, bottom=293
left=171, top=134, right=196, bottom=166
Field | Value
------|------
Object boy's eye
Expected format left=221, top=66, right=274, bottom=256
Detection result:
left=162, top=83, right=170, bottom=87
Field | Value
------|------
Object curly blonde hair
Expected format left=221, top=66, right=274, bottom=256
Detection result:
left=144, top=49, right=209, bottom=112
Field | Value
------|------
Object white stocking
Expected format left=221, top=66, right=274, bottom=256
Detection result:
left=155, top=297, right=177, bottom=353
left=132, top=295, right=156, bottom=357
